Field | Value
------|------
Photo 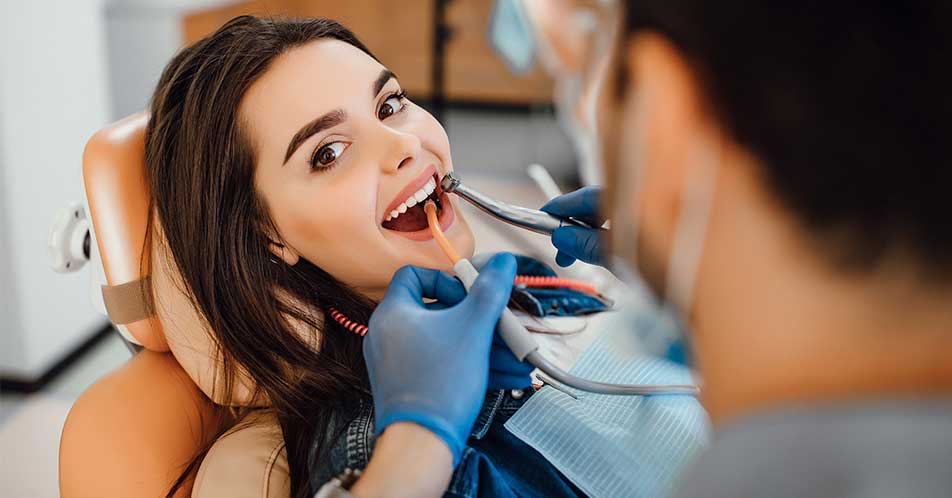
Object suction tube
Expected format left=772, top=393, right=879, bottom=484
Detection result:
left=424, top=201, right=699, bottom=397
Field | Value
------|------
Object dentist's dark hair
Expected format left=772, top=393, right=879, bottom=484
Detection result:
left=618, top=2, right=952, bottom=276
left=145, top=16, right=377, bottom=498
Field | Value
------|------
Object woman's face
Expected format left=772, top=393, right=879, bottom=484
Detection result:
left=242, top=39, right=475, bottom=298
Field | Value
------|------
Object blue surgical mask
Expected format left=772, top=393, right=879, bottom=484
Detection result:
left=610, top=262, right=695, bottom=367
left=488, top=0, right=619, bottom=186
left=487, top=0, right=537, bottom=75
left=607, top=92, right=722, bottom=367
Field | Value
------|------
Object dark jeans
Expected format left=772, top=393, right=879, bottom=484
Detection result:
left=446, top=389, right=587, bottom=498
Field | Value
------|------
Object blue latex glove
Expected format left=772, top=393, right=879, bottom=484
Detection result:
left=540, top=187, right=605, bottom=267
left=426, top=297, right=534, bottom=391
left=418, top=314, right=532, bottom=391
left=428, top=304, right=533, bottom=391
left=364, top=253, right=517, bottom=465
left=488, top=331, right=535, bottom=390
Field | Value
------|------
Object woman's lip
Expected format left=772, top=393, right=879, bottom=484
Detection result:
left=381, top=164, right=438, bottom=222
left=386, top=192, right=456, bottom=242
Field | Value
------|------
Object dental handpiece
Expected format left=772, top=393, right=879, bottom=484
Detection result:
left=440, top=172, right=597, bottom=235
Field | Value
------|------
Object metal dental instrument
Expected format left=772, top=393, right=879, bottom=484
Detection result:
left=440, top=172, right=598, bottom=235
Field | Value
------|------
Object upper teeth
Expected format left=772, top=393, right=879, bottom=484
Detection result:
left=386, top=177, right=437, bottom=222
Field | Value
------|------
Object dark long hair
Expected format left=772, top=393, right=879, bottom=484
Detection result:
left=145, top=16, right=377, bottom=498
left=619, top=1, right=952, bottom=273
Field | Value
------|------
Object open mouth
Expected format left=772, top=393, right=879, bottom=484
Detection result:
left=381, top=171, right=446, bottom=233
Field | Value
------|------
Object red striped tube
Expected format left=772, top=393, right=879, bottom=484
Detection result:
left=513, top=275, right=598, bottom=296
left=327, top=275, right=598, bottom=337
left=327, top=307, right=368, bottom=337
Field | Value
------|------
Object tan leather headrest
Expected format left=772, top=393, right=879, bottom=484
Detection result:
left=83, top=112, right=257, bottom=405
left=84, top=112, right=166, bottom=350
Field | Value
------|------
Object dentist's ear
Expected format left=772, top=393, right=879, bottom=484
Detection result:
left=268, top=240, right=300, bottom=266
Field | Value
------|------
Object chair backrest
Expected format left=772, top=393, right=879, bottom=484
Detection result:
left=61, top=112, right=275, bottom=498
left=83, top=112, right=257, bottom=405
left=83, top=112, right=166, bottom=350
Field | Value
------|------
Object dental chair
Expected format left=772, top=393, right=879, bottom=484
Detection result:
left=58, top=113, right=291, bottom=498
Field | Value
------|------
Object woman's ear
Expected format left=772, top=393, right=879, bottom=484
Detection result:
left=268, top=240, right=300, bottom=266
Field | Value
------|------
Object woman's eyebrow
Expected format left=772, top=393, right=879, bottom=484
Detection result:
left=373, top=69, right=397, bottom=97
left=284, top=109, right=346, bottom=165
left=282, top=69, right=397, bottom=165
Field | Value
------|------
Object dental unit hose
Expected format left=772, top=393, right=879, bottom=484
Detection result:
left=423, top=201, right=699, bottom=397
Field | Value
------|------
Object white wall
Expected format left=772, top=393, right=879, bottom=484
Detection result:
left=0, top=99, right=26, bottom=371
left=104, top=1, right=182, bottom=118
left=0, top=0, right=112, bottom=379
left=104, top=0, right=237, bottom=118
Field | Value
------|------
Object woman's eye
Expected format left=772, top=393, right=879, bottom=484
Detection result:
left=377, top=93, right=406, bottom=120
left=311, top=142, right=346, bottom=169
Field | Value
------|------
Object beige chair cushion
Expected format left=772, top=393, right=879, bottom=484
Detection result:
left=60, top=350, right=224, bottom=498
left=192, top=410, right=290, bottom=498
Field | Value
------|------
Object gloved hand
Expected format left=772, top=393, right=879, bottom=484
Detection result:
left=540, top=186, right=605, bottom=267
left=428, top=302, right=534, bottom=391
left=488, top=331, right=535, bottom=390
left=364, top=253, right=517, bottom=465
left=425, top=301, right=534, bottom=391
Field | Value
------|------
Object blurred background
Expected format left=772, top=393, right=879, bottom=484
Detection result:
left=0, top=1, right=578, bottom=496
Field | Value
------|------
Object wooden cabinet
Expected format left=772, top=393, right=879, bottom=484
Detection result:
left=182, top=0, right=552, bottom=105
left=444, top=0, right=552, bottom=104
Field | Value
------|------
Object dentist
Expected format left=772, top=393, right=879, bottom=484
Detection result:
left=317, top=2, right=952, bottom=497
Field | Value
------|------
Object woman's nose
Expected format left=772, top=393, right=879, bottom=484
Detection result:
left=381, top=128, right=422, bottom=173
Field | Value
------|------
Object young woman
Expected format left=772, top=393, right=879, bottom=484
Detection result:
left=145, top=15, right=594, bottom=498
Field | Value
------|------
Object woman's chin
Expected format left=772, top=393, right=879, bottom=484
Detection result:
left=430, top=259, right=457, bottom=272
left=447, top=216, right=476, bottom=259
left=419, top=238, right=473, bottom=272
